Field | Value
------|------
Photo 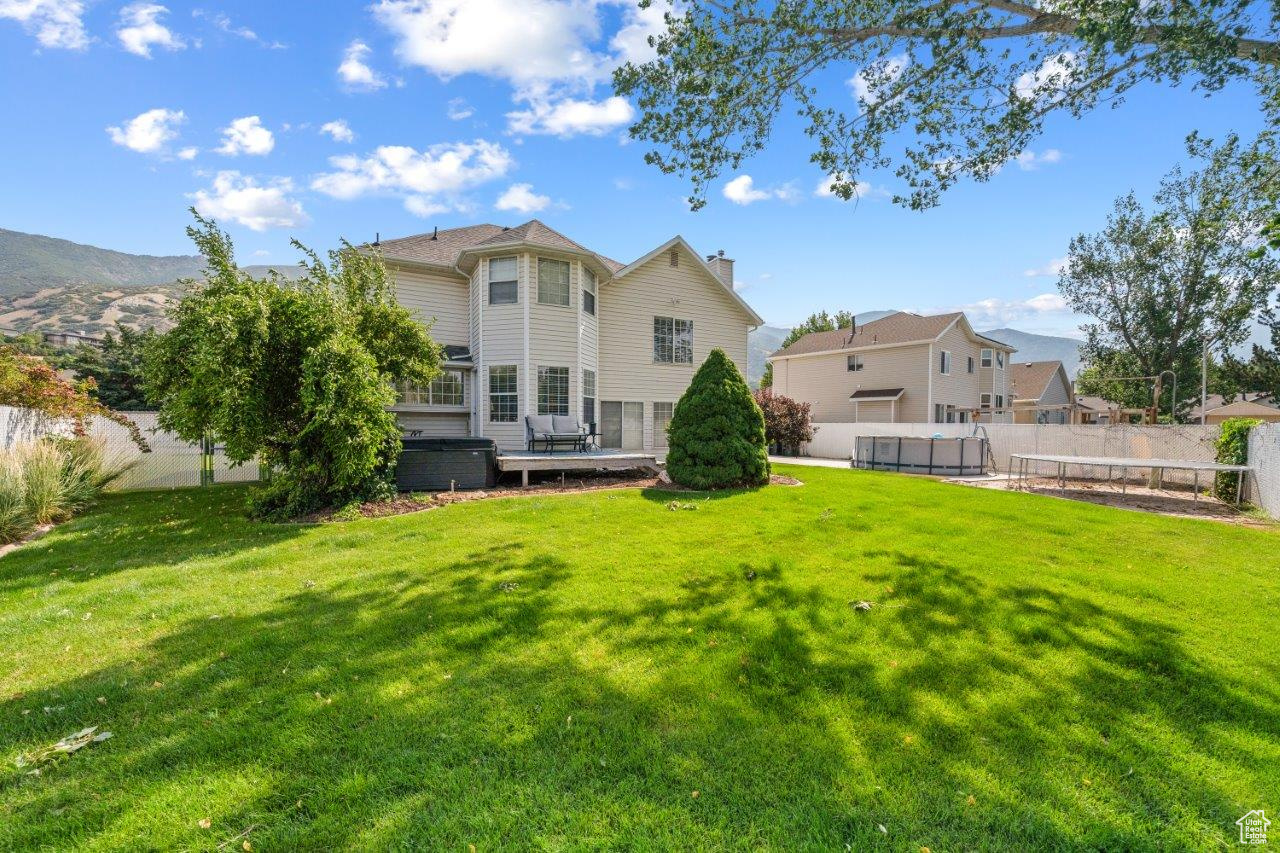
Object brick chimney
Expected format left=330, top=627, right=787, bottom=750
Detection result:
left=704, top=249, right=735, bottom=289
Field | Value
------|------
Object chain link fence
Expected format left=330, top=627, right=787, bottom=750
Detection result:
left=0, top=406, right=261, bottom=492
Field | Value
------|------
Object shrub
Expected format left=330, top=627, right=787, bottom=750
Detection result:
left=753, top=389, right=815, bottom=455
left=666, top=348, right=769, bottom=489
left=146, top=212, right=440, bottom=520
left=1214, top=417, right=1261, bottom=501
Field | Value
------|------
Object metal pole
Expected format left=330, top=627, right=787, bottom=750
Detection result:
left=1201, top=339, right=1208, bottom=426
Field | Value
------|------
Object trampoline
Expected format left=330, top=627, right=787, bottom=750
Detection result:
left=1010, top=453, right=1254, bottom=505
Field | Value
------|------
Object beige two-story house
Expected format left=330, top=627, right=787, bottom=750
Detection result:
left=1009, top=360, right=1075, bottom=424
left=766, top=311, right=1016, bottom=423
left=375, top=220, right=763, bottom=453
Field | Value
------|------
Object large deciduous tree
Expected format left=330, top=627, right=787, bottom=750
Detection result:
left=615, top=0, right=1280, bottom=210
left=760, top=309, right=855, bottom=387
left=145, top=213, right=441, bottom=518
left=1061, top=135, right=1279, bottom=418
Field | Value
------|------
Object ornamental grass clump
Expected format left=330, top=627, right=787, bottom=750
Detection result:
left=665, top=348, right=769, bottom=490
left=0, top=437, right=131, bottom=543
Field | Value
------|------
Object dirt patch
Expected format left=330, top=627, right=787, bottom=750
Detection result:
left=962, top=476, right=1272, bottom=527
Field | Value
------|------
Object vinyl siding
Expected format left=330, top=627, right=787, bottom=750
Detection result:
left=479, top=253, right=528, bottom=450
left=389, top=264, right=470, bottom=347
left=395, top=412, right=470, bottom=437
left=932, top=323, right=982, bottom=418
left=598, top=245, right=753, bottom=451
left=773, top=344, right=930, bottom=423
left=529, top=253, right=581, bottom=427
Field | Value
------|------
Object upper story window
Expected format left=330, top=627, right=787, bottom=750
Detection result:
left=398, top=370, right=465, bottom=407
left=582, top=268, right=596, bottom=316
left=654, top=316, right=693, bottom=364
left=967, top=356, right=975, bottom=374
left=537, top=258, right=571, bottom=306
left=996, top=350, right=1005, bottom=368
left=981, top=393, right=992, bottom=409
left=488, top=365, right=518, bottom=422
left=939, top=349, right=952, bottom=375
left=488, top=257, right=518, bottom=305
left=980, top=348, right=993, bottom=368
left=847, top=354, right=864, bottom=372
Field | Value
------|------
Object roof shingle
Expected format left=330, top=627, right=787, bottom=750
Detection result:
left=771, top=312, right=965, bottom=358
left=374, top=220, right=624, bottom=272
left=1009, top=360, right=1065, bottom=402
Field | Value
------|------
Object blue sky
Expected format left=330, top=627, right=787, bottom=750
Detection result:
left=0, top=0, right=1268, bottom=336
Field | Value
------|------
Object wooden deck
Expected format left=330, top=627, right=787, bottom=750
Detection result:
left=496, top=450, right=660, bottom=486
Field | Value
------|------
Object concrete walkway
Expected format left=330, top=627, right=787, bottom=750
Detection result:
left=769, top=455, right=850, bottom=469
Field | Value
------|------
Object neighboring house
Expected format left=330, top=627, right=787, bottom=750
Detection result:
left=766, top=311, right=1017, bottom=423
left=1200, top=398, right=1280, bottom=424
left=373, top=220, right=763, bottom=453
left=1009, top=360, right=1075, bottom=424
left=1187, top=392, right=1277, bottom=423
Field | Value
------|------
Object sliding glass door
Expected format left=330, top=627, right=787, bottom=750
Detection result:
left=600, top=401, right=644, bottom=450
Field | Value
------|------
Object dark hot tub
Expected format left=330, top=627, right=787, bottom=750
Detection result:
left=395, top=437, right=496, bottom=491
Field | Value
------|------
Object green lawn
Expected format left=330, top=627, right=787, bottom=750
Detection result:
left=1, top=465, right=1277, bottom=850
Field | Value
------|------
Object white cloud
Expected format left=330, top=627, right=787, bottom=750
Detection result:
left=320, top=119, right=355, bottom=143
left=446, top=98, right=474, bottom=120
left=506, top=95, right=633, bottom=137
left=814, top=175, right=892, bottom=200
left=191, top=171, right=308, bottom=231
left=1015, top=52, right=1077, bottom=101
left=495, top=182, right=550, bottom=214
left=116, top=3, right=185, bottom=58
left=372, top=0, right=604, bottom=86
left=177, top=146, right=199, bottom=160
left=193, top=9, right=285, bottom=48
left=373, top=0, right=665, bottom=137
left=942, top=293, right=1082, bottom=333
left=723, top=175, right=770, bottom=205
left=311, top=139, right=514, bottom=216
left=0, top=0, right=88, bottom=49
left=723, top=174, right=799, bottom=206
left=338, top=39, right=387, bottom=90
left=1023, top=256, right=1069, bottom=278
left=1014, top=148, right=1062, bottom=170
left=848, top=54, right=909, bottom=105
left=216, top=116, right=275, bottom=156
left=106, top=107, right=185, bottom=154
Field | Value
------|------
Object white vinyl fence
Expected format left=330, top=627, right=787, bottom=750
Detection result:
left=0, top=406, right=260, bottom=492
left=803, top=422, right=1220, bottom=485
left=1248, top=423, right=1280, bottom=519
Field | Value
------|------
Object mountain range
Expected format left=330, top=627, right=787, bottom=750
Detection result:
left=0, top=227, right=1086, bottom=383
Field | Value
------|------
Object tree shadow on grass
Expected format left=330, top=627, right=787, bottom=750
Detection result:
left=0, top=486, right=304, bottom=594
left=2, top=536, right=1277, bottom=849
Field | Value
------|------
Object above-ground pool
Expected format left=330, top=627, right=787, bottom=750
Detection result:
left=854, top=435, right=988, bottom=476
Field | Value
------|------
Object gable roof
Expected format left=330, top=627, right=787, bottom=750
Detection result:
left=611, top=235, right=764, bottom=326
left=1010, top=360, right=1067, bottom=402
left=770, top=311, right=1016, bottom=359
left=375, top=224, right=507, bottom=268
left=1204, top=399, right=1280, bottom=418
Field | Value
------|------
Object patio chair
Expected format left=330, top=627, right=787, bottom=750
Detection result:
left=525, top=415, right=586, bottom=453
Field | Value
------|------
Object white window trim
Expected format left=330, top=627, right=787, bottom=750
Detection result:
left=653, top=315, right=695, bottom=365
left=487, top=256, right=518, bottom=306
left=940, top=349, right=952, bottom=375
left=847, top=354, right=863, bottom=372
left=488, top=364, right=519, bottom=423
left=981, top=393, right=992, bottom=409
left=536, top=256, right=572, bottom=308
left=980, top=348, right=993, bottom=368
